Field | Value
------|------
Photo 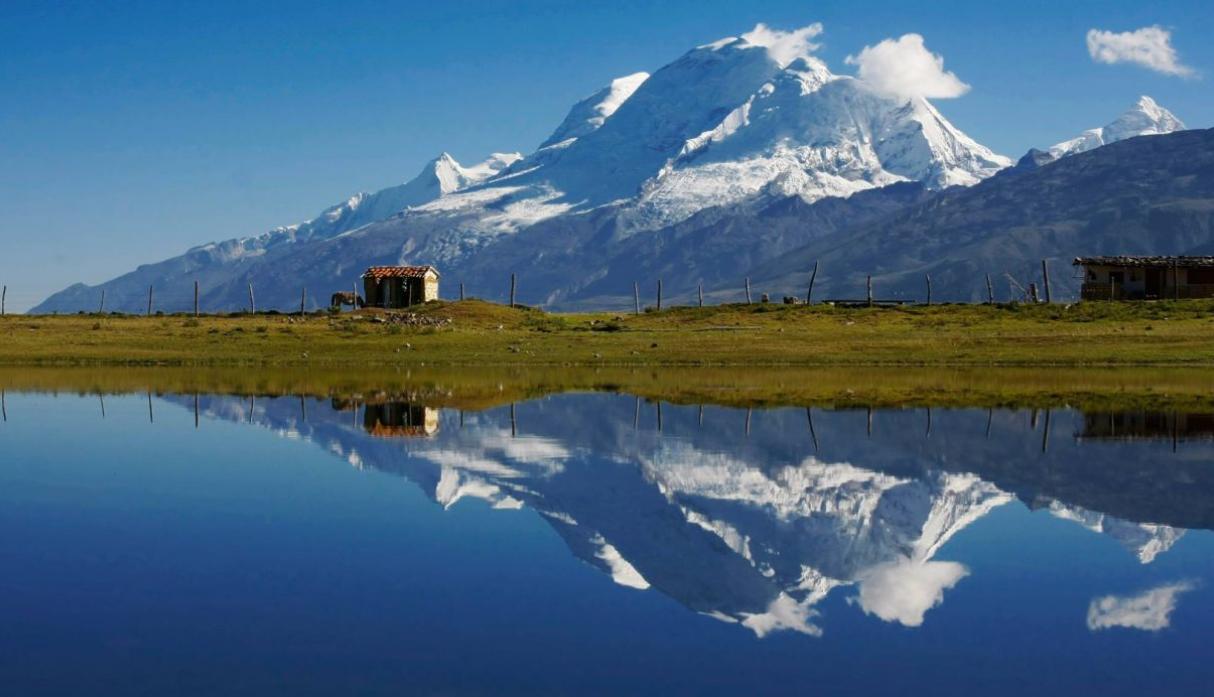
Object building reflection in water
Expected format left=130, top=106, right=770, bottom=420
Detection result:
left=1079, top=411, right=1214, bottom=442
left=331, top=398, right=440, bottom=438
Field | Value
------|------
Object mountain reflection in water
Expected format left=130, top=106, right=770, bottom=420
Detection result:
left=162, top=392, right=1214, bottom=638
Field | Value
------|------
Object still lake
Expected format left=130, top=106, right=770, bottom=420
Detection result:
left=2, top=381, right=1212, bottom=695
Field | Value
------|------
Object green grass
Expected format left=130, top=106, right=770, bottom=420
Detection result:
left=3, top=298, right=1214, bottom=367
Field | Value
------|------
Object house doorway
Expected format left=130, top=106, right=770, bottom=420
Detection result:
left=1145, top=268, right=1163, bottom=298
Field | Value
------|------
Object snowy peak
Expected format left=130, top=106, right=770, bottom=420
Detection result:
left=1048, top=95, right=1185, bottom=159
left=621, top=59, right=1011, bottom=230
left=429, top=151, right=523, bottom=193
left=539, top=72, right=650, bottom=149
left=896, top=97, right=1013, bottom=188
left=181, top=150, right=523, bottom=266
left=302, top=23, right=1008, bottom=239
left=298, top=150, right=522, bottom=235
left=526, top=35, right=788, bottom=203
left=1104, top=96, right=1186, bottom=142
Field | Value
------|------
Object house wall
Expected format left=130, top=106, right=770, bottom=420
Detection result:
left=362, top=270, right=440, bottom=308
left=1080, top=264, right=1214, bottom=300
left=1081, top=265, right=1149, bottom=298
left=363, top=277, right=380, bottom=306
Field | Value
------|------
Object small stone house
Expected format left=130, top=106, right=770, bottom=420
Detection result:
left=362, top=265, right=440, bottom=308
left=1073, top=256, right=1214, bottom=300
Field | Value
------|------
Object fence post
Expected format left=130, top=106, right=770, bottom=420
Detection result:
left=1173, top=260, right=1180, bottom=300
left=634, top=282, right=640, bottom=315
left=698, top=283, right=704, bottom=308
left=986, top=273, right=994, bottom=304
left=99, top=289, right=106, bottom=314
left=657, top=279, right=663, bottom=311
left=745, top=277, right=752, bottom=304
left=248, top=283, right=255, bottom=315
left=509, top=273, right=516, bottom=308
left=866, top=275, right=873, bottom=308
left=147, top=285, right=153, bottom=317
left=1, top=285, right=5, bottom=316
left=300, top=287, right=307, bottom=315
left=353, top=282, right=359, bottom=311
left=925, top=274, right=932, bottom=306
left=1041, top=259, right=1052, bottom=303
left=459, top=282, right=465, bottom=301
left=807, top=261, right=818, bottom=305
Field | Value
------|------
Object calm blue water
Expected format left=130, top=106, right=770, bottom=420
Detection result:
left=2, top=390, right=1212, bottom=695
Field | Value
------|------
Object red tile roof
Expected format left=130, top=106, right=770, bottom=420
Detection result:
left=362, top=265, right=439, bottom=279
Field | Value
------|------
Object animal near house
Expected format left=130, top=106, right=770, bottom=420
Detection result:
left=362, top=266, right=440, bottom=308
left=1073, top=256, right=1214, bottom=301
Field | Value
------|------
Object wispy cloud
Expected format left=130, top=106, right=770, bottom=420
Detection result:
left=846, top=34, right=970, bottom=100
left=741, top=23, right=824, bottom=68
left=1086, top=26, right=1196, bottom=77
left=1087, top=581, right=1196, bottom=631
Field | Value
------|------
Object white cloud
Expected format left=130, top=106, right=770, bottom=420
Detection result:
left=741, top=23, right=824, bottom=68
left=1087, top=581, right=1196, bottom=632
left=846, top=34, right=970, bottom=100
left=853, top=559, right=969, bottom=627
left=1086, top=26, right=1195, bottom=77
left=740, top=593, right=823, bottom=638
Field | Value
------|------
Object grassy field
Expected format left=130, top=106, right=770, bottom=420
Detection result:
left=3, top=298, right=1214, bottom=367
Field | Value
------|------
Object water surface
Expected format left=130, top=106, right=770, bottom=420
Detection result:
left=2, top=378, right=1212, bottom=695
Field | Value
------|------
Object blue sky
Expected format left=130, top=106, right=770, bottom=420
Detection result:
left=1, top=0, right=1211, bottom=311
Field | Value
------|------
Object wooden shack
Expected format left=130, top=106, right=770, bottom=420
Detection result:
left=362, top=266, right=440, bottom=308
left=1073, top=256, right=1214, bottom=300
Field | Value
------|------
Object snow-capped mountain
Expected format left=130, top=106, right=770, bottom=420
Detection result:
left=35, top=24, right=1017, bottom=313
left=36, top=26, right=1204, bottom=313
left=190, top=150, right=522, bottom=265
left=623, top=56, right=1010, bottom=230
left=1047, top=96, right=1185, bottom=160
left=397, top=29, right=1010, bottom=239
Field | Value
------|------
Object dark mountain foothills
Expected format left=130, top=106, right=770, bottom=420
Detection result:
left=450, top=180, right=935, bottom=307
left=33, top=128, right=1214, bottom=313
left=753, top=127, right=1214, bottom=302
